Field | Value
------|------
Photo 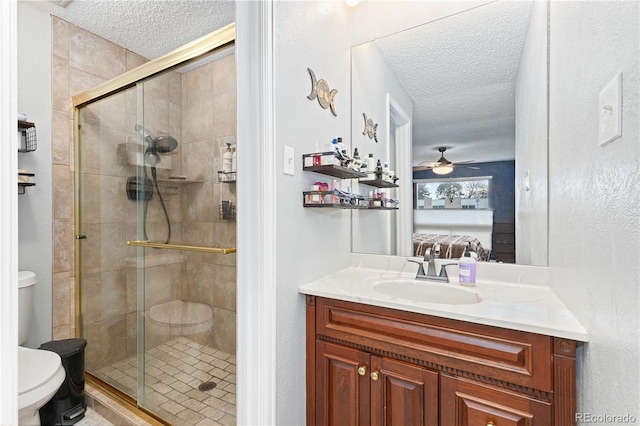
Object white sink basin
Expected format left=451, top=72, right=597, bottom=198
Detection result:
left=373, top=279, right=482, bottom=305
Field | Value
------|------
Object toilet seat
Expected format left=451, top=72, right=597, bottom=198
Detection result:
left=18, top=346, right=66, bottom=410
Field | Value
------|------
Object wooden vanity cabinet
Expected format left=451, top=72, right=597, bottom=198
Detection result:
left=306, top=296, right=577, bottom=426
left=441, top=375, right=551, bottom=425
left=315, top=340, right=438, bottom=426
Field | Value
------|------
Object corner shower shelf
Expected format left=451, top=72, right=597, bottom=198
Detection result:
left=217, top=171, right=236, bottom=183
left=127, top=240, right=236, bottom=254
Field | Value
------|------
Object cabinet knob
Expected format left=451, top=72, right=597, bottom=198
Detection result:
left=370, top=371, right=379, bottom=381
left=486, top=422, right=495, bottom=426
left=357, top=366, right=366, bottom=376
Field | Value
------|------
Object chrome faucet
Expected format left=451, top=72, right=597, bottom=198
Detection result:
left=408, top=247, right=457, bottom=283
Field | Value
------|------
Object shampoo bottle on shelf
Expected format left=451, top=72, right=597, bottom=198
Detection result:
left=458, top=243, right=477, bottom=287
left=223, top=143, right=233, bottom=173
left=366, top=154, right=375, bottom=172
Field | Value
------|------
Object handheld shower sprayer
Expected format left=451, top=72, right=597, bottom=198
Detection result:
left=134, top=125, right=180, bottom=244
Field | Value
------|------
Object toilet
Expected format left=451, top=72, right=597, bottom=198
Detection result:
left=18, top=271, right=66, bottom=426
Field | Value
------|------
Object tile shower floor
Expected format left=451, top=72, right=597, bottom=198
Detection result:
left=94, top=337, right=236, bottom=426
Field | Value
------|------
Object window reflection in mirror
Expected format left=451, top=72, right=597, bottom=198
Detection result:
left=415, top=178, right=490, bottom=210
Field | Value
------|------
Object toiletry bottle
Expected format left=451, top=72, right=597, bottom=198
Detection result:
left=231, top=145, right=237, bottom=173
left=367, top=153, right=375, bottom=172
left=313, top=142, right=321, bottom=166
left=458, top=242, right=477, bottom=286
left=330, top=179, right=340, bottom=204
left=223, top=143, right=233, bottom=173
left=340, top=149, right=350, bottom=168
left=375, top=159, right=383, bottom=180
left=331, top=138, right=341, bottom=164
left=383, top=162, right=390, bottom=181
left=353, top=148, right=360, bottom=160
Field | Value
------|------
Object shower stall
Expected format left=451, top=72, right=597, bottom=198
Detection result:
left=73, top=25, right=237, bottom=425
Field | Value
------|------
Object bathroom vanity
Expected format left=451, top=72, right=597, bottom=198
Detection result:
left=300, top=255, right=588, bottom=425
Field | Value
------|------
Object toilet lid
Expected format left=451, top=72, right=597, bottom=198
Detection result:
left=18, top=347, right=63, bottom=396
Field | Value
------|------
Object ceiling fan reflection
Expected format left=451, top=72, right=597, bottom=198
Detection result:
left=413, top=147, right=478, bottom=175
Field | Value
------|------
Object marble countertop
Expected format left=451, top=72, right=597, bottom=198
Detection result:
left=299, top=255, right=588, bottom=342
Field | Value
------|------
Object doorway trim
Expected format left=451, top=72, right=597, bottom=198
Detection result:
left=387, top=94, right=412, bottom=256
left=236, top=2, right=277, bottom=424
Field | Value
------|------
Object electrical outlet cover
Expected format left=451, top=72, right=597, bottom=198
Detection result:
left=599, top=72, right=622, bottom=146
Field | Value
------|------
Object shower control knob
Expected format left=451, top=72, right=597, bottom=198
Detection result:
left=76, top=235, right=87, bottom=239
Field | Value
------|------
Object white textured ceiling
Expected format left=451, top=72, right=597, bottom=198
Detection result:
left=373, top=1, right=533, bottom=166
left=23, top=0, right=235, bottom=60
left=24, top=0, right=530, bottom=167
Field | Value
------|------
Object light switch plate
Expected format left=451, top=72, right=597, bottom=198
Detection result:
left=283, top=145, right=294, bottom=175
left=599, top=72, right=622, bottom=146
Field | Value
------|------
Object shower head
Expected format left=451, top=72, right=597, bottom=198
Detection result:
left=136, top=125, right=179, bottom=165
left=151, top=135, right=178, bottom=154
left=146, top=136, right=178, bottom=165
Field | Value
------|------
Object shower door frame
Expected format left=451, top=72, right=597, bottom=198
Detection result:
left=72, top=22, right=236, bottom=420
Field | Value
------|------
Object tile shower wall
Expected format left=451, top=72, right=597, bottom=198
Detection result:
left=51, top=17, right=142, bottom=343
left=181, top=55, right=237, bottom=355
left=51, top=17, right=237, bottom=369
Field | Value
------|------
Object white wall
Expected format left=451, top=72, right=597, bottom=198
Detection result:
left=17, top=3, right=52, bottom=348
left=273, top=2, right=353, bottom=424
left=548, top=0, right=639, bottom=417
left=350, top=42, right=412, bottom=255
left=515, top=0, right=548, bottom=267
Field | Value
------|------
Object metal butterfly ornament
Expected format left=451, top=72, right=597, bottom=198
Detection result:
left=307, top=68, right=338, bottom=116
left=362, top=113, right=378, bottom=142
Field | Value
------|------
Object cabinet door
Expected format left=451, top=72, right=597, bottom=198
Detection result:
left=441, top=375, right=552, bottom=426
left=370, top=356, right=438, bottom=426
left=315, top=341, right=371, bottom=426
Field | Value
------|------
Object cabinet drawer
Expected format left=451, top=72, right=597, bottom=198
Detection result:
left=316, top=298, right=553, bottom=392
left=441, top=375, right=552, bottom=425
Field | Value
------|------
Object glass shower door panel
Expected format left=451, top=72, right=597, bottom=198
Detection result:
left=136, top=54, right=238, bottom=425
left=77, top=88, right=139, bottom=400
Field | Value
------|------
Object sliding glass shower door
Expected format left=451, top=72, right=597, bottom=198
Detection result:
left=76, top=36, right=237, bottom=425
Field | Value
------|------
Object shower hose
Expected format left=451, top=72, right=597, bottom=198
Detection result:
left=143, top=166, right=171, bottom=244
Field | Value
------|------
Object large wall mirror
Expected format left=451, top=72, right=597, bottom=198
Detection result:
left=350, top=0, right=549, bottom=266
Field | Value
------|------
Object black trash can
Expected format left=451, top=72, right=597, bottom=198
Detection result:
left=38, top=338, right=88, bottom=426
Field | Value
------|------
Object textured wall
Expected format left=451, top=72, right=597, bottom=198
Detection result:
left=17, top=3, right=53, bottom=348
left=274, top=2, right=353, bottom=424
left=548, top=1, right=639, bottom=417
left=515, top=0, right=548, bottom=267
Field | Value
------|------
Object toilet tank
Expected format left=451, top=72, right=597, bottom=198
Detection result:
left=18, top=271, right=36, bottom=346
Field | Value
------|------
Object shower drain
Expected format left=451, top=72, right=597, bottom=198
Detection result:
left=198, top=381, right=217, bottom=392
